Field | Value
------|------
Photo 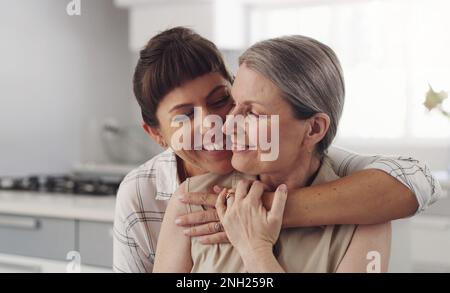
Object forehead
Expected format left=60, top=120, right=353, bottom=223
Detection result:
left=231, top=64, right=281, bottom=104
left=161, top=72, right=229, bottom=106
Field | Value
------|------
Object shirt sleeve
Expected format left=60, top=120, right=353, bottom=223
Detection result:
left=112, top=172, right=168, bottom=273
left=326, top=145, right=443, bottom=214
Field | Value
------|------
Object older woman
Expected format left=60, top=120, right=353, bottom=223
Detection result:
left=154, top=35, right=392, bottom=272
left=113, top=27, right=441, bottom=273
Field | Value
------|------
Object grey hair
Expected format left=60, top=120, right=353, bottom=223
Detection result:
left=239, top=35, right=345, bottom=156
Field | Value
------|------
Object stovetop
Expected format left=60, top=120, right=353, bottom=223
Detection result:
left=0, top=175, right=121, bottom=196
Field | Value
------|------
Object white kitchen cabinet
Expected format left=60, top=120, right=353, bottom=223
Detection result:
left=0, top=253, right=111, bottom=273
left=78, top=221, right=114, bottom=268
left=0, top=214, right=76, bottom=261
left=0, top=192, right=116, bottom=271
left=0, top=213, right=114, bottom=269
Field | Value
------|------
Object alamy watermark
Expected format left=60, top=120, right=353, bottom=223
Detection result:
left=366, top=250, right=381, bottom=273
left=66, top=0, right=81, bottom=16
left=66, top=250, right=81, bottom=273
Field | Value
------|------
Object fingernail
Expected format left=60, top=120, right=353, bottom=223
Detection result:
left=279, top=184, right=287, bottom=193
left=183, top=229, right=190, bottom=235
left=175, top=218, right=182, bottom=225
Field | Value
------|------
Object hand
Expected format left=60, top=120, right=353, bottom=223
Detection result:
left=176, top=187, right=228, bottom=244
left=216, top=180, right=288, bottom=258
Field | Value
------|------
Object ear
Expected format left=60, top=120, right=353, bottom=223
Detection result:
left=302, top=113, right=330, bottom=152
left=142, top=122, right=168, bottom=148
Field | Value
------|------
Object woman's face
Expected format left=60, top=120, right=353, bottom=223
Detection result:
left=152, top=72, right=234, bottom=175
left=226, top=64, right=312, bottom=176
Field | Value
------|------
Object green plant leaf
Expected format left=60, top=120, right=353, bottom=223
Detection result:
left=424, top=85, right=448, bottom=111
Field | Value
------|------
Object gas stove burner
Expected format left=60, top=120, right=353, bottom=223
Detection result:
left=0, top=175, right=121, bottom=196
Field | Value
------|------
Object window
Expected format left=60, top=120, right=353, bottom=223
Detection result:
left=247, top=0, right=450, bottom=141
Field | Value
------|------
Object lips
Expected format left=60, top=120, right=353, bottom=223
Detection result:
left=199, top=149, right=231, bottom=159
left=192, top=142, right=256, bottom=152
left=201, top=142, right=224, bottom=151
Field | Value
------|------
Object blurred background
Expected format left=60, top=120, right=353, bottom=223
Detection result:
left=0, top=0, right=449, bottom=273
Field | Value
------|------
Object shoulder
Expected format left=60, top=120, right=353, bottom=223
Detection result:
left=120, top=149, right=176, bottom=190
left=311, top=155, right=341, bottom=186
left=115, top=150, right=177, bottom=224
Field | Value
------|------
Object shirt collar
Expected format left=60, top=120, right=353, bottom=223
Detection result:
left=155, top=148, right=179, bottom=200
left=310, top=156, right=341, bottom=186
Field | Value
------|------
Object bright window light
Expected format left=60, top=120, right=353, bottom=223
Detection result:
left=248, top=0, right=450, bottom=140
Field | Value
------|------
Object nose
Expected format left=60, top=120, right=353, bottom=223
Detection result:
left=222, top=106, right=247, bottom=148
left=193, top=107, right=225, bottom=150
left=222, top=107, right=239, bottom=136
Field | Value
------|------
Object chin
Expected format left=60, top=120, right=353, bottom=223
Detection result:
left=194, top=150, right=233, bottom=174
left=204, top=156, right=234, bottom=175
left=206, top=162, right=234, bottom=175
left=231, top=151, right=260, bottom=175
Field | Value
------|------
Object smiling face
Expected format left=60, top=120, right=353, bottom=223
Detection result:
left=226, top=63, right=329, bottom=183
left=148, top=72, right=234, bottom=176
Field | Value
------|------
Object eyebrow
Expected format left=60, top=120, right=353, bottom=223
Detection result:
left=245, top=100, right=265, bottom=105
left=239, top=99, right=266, bottom=107
left=169, top=84, right=227, bottom=113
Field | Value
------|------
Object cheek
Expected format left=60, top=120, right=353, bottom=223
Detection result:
left=278, top=123, right=305, bottom=156
left=246, top=117, right=259, bottom=147
left=178, top=150, right=198, bottom=162
left=264, top=117, right=304, bottom=159
left=157, top=126, right=174, bottom=146
left=162, top=120, right=197, bottom=150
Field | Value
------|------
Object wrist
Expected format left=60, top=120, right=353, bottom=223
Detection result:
left=241, top=246, right=283, bottom=273
left=240, top=245, right=273, bottom=265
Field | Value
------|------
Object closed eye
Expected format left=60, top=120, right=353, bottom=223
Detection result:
left=209, top=95, right=231, bottom=108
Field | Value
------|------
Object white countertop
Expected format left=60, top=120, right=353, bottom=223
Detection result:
left=0, top=191, right=116, bottom=222
left=0, top=173, right=447, bottom=223
left=0, top=253, right=112, bottom=273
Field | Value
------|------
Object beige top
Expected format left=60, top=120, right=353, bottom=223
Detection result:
left=184, top=157, right=357, bottom=273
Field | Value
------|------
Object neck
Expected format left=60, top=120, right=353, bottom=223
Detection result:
left=176, top=156, right=207, bottom=182
left=259, top=154, right=322, bottom=191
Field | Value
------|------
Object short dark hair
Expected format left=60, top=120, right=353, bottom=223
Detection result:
left=133, top=27, right=233, bottom=127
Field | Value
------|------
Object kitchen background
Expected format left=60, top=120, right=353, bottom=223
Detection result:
left=0, top=0, right=449, bottom=273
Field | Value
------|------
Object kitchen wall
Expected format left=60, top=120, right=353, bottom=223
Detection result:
left=0, top=0, right=137, bottom=176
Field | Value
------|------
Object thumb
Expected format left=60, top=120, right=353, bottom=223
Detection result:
left=268, top=184, right=288, bottom=221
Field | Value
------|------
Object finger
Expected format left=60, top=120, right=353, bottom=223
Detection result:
left=213, top=185, right=223, bottom=194
left=175, top=209, right=219, bottom=226
left=226, top=194, right=235, bottom=207
left=179, top=191, right=218, bottom=207
left=215, top=188, right=228, bottom=221
left=197, top=232, right=230, bottom=245
left=247, top=181, right=265, bottom=203
left=235, top=179, right=252, bottom=200
left=182, top=222, right=223, bottom=237
left=268, top=184, right=288, bottom=221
